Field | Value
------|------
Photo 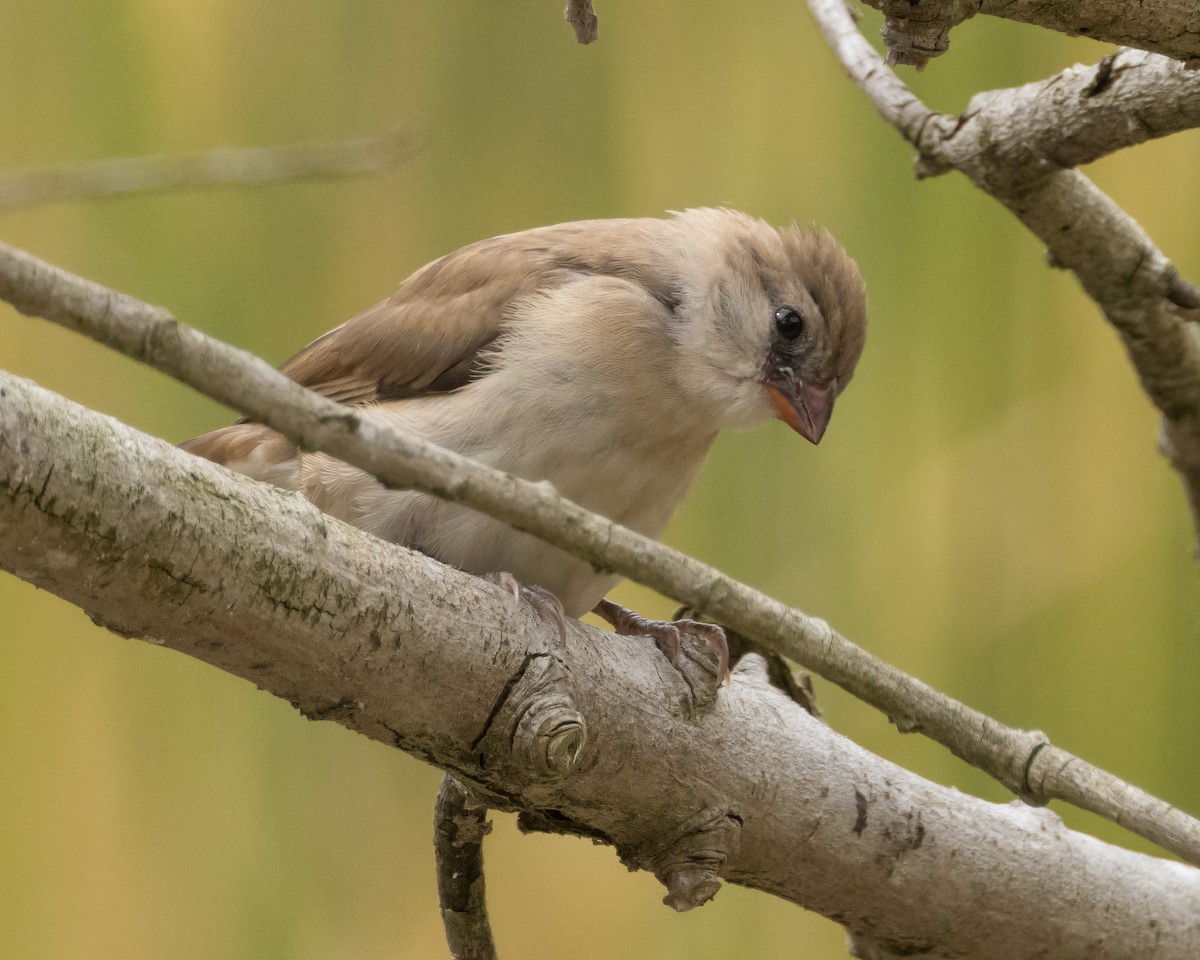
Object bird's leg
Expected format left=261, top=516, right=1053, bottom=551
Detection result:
left=592, top=598, right=730, bottom=685
left=482, top=572, right=567, bottom=644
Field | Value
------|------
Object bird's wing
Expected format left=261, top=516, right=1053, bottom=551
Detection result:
left=183, top=219, right=675, bottom=472
left=279, top=233, right=586, bottom=406
left=183, top=236, right=562, bottom=469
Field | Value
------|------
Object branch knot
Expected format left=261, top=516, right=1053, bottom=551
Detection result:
left=634, top=805, right=743, bottom=912
left=478, top=652, right=588, bottom=779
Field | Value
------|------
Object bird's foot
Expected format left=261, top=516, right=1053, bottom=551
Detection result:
left=675, top=605, right=819, bottom=716
left=483, top=572, right=567, bottom=644
left=593, top=598, right=729, bottom=686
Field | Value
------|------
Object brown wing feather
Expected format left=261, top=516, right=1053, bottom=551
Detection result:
left=280, top=233, right=584, bottom=406
left=187, top=217, right=683, bottom=466
left=179, top=422, right=299, bottom=480
left=278, top=217, right=686, bottom=407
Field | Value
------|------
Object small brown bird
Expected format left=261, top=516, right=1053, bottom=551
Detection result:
left=183, top=208, right=867, bottom=675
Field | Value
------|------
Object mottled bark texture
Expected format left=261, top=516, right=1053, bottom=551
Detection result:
left=863, top=0, right=1200, bottom=68
left=3, top=371, right=1199, bottom=959
left=435, top=776, right=498, bottom=960
left=564, top=0, right=598, bottom=44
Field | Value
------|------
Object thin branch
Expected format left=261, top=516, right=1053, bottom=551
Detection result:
left=808, top=0, right=1200, bottom=541
left=563, top=0, right=598, bottom=44
left=435, top=776, right=497, bottom=960
left=0, top=131, right=415, bottom=215
left=862, top=0, right=1200, bottom=68
left=2, top=242, right=1198, bottom=865
left=3, top=371, right=1199, bottom=957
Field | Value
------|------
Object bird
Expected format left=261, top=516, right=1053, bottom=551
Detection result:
left=181, top=208, right=868, bottom=680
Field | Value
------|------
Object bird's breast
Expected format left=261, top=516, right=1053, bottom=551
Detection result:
left=374, top=377, right=715, bottom=615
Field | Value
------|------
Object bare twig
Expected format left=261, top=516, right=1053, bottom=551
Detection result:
left=564, top=0, right=598, bottom=44
left=862, top=0, right=1200, bottom=68
left=808, top=0, right=1200, bottom=542
left=2, top=242, right=1198, bottom=865
left=0, top=131, right=415, bottom=215
left=435, top=776, right=497, bottom=960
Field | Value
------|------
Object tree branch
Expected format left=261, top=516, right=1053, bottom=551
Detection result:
left=808, top=0, right=1200, bottom=542
left=2, top=239, right=1198, bottom=865
left=3, top=370, right=1199, bottom=957
left=930, top=49, right=1200, bottom=170
left=0, top=131, right=415, bottom=215
left=563, top=0, right=598, bottom=44
left=435, top=776, right=498, bottom=960
left=862, top=0, right=1200, bottom=69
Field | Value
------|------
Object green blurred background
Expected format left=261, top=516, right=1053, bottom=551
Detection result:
left=1, top=2, right=1197, bottom=957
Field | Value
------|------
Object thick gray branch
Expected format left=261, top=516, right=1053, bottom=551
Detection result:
left=863, top=0, right=1200, bottom=68
left=932, top=49, right=1200, bottom=170
left=0, top=132, right=414, bottom=215
left=1, top=240, right=1198, bottom=865
left=2, top=371, right=1198, bottom=958
left=809, top=0, right=1200, bottom=541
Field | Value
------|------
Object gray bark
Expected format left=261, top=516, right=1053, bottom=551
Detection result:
left=863, top=0, right=1200, bottom=68
left=3, top=370, right=1199, bottom=959
left=3, top=240, right=1194, bottom=864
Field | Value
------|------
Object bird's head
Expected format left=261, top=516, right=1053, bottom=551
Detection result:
left=667, top=208, right=867, bottom=444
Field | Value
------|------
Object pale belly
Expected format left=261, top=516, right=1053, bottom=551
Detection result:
left=299, top=403, right=715, bottom=617
left=353, top=445, right=708, bottom=616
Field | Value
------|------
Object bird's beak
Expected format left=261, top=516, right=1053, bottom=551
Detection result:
left=765, top=376, right=837, bottom=445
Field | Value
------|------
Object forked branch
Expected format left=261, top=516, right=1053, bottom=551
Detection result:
left=1, top=240, right=1198, bottom=864
left=808, top=1, right=1200, bottom=540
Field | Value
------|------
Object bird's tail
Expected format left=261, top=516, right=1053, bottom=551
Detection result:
left=180, top=423, right=301, bottom=490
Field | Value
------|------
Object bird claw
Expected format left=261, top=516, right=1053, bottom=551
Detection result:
left=592, top=599, right=730, bottom=686
left=482, top=572, right=567, bottom=644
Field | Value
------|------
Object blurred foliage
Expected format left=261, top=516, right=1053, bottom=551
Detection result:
left=2, top=2, right=1198, bottom=958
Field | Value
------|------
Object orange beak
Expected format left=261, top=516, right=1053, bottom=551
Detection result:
left=766, top=377, right=836, bottom=445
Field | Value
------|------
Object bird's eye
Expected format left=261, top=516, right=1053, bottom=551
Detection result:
left=774, top=305, right=804, bottom=340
